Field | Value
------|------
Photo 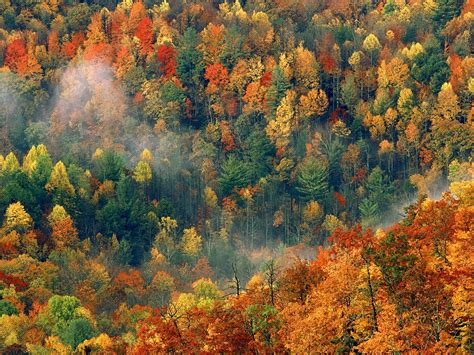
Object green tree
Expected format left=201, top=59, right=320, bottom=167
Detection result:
left=218, top=155, right=249, bottom=195
left=60, top=318, right=96, bottom=349
left=265, top=67, right=290, bottom=119
left=358, top=197, right=379, bottom=227
left=411, top=39, right=450, bottom=93
left=431, top=0, right=463, bottom=33
left=176, top=28, right=205, bottom=89
left=0, top=300, right=19, bottom=316
left=365, top=167, right=393, bottom=213
left=48, top=295, right=81, bottom=331
left=296, top=158, right=329, bottom=202
left=93, top=149, right=124, bottom=182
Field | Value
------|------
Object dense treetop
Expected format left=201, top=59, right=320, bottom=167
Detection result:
left=0, top=0, right=472, bottom=352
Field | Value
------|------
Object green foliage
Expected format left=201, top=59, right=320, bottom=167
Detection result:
left=358, top=197, right=379, bottom=227
left=60, top=317, right=96, bottom=349
left=265, top=67, right=290, bottom=119
left=0, top=300, right=19, bottom=316
left=296, top=158, right=329, bottom=202
left=431, top=0, right=463, bottom=33
left=366, top=167, right=393, bottom=212
left=218, top=155, right=249, bottom=196
left=176, top=28, right=205, bottom=89
left=411, top=39, right=450, bottom=93
left=93, top=150, right=124, bottom=182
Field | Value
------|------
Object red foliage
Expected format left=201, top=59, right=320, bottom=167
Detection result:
left=319, top=51, right=336, bottom=73
left=334, top=191, right=346, bottom=206
left=352, top=167, right=367, bottom=183
left=114, top=269, right=145, bottom=291
left=5, top=39, right=27, bottom=72
left=329, top=107, right=347, bottom=125
left=61, top=32, right=85, bottom=59
left=449, top=54, right=463, bottom=91
left=133, top=91, right=144, bottom=104
left=134, top=17, right=154, bottom=56
left=0, top=271, right=28, bottom=291
left=48, top=31, right=60, bottom=54
left=260, top=71, right=272, bottom=87
left=157, top=44, right=177, bottom=78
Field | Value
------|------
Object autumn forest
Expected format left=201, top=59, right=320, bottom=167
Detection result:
left=0, top=0, right=473, bottom=352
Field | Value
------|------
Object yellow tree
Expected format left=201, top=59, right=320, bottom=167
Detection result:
left=266, top=90, right=297, bottom=150
left=362, top=34, right=381, bottom=65
left=3, top=202, right=33, bottom=233
left=294, top=44, right=319, bottom=91
left=180, top=227, right=203, bottom=257
left=298, top=89, right=328, bottom=120
left=133, top=161, right=152, bottom=183
left=46, top=161, right=75, bottom=195
left=2, top=152, right=20, bottom=174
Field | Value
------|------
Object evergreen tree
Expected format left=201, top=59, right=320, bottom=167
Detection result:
left=218, top=155, right=249, bottom=196
left=296, top=158, right=329, bottom=202
left=176, top=28, right=205, bottom=89
left=265, top=67, right=290, bottom=119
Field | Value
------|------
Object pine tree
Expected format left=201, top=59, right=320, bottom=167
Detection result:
left=296, top=158, right=329, bottom=202
left=46, top=161, right=75, bottom=195
left=265, top=66, right=290, bottom=119
left=218, top=155, right=249, bottom=196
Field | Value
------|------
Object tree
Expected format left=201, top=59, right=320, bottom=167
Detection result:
left=46, top=161, right=75, bottom=196
left=362, top=33, right=381, bottom=65
left=0, top=300, right=18, bottom=316
left=294, top=44, right=320, bottom=90
left=60, top=318, right=96, bottom=349
left=176, top=28, right=204, bottom=89
left=411, top=39, right=450, bottom=93
left=431, top=0, right=463, bottom=33
left=2, top=152, right=20, bottom=174
left=298, top=89, right=329, bottom=120
left=147, top=271, right=175, bottom=308
left=266, top=90, right=297, bottom=150
left=265, top=67, right=290, bottom=119
left=218, top=155, right=249, bottom=195
left=93, top=150, right=124, bottom=182
left=47, top=295, right=81, bottom=331
left=296, top=158, right=329, bottom=202
left=135, top=17, right=154, bottom=56
left=3, top=202, right=33, bottom=233
left=157, top=44, right=177, bottom=79
left=133, top=161, right=152, bottom=183
left=180, top=227, right=203, bottom=257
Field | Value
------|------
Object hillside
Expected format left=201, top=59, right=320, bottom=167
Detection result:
left=0, top=0, right=472, bottom=352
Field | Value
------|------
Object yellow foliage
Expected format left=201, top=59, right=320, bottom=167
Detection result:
left=46, top=161, right=75, bottom=195
left=2, top=152, right=20, bottom=173
left=180, top=227, right=203, bottom=257
left=133, top=160, right=152, bottom=183
left=298, top=89, right=328, bottom=119
left=4, top=202, right=33, bottom=232
left=303, top=201, right=323, bottom=223
left=266, top=90, right=297, bottom=149
left=47, top=205, right=70, bottom=225
left=204, top=187, right=218, bottom=209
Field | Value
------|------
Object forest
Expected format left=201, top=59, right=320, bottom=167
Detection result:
left=0, top=0, right=472, bottom=352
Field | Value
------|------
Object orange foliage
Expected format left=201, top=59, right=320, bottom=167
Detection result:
left=135, top=17, right=154, bottom=56
left=220, top=120, right=236, bottom=152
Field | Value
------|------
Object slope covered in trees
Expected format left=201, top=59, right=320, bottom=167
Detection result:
left=0, top=0, right=472, bottom=352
